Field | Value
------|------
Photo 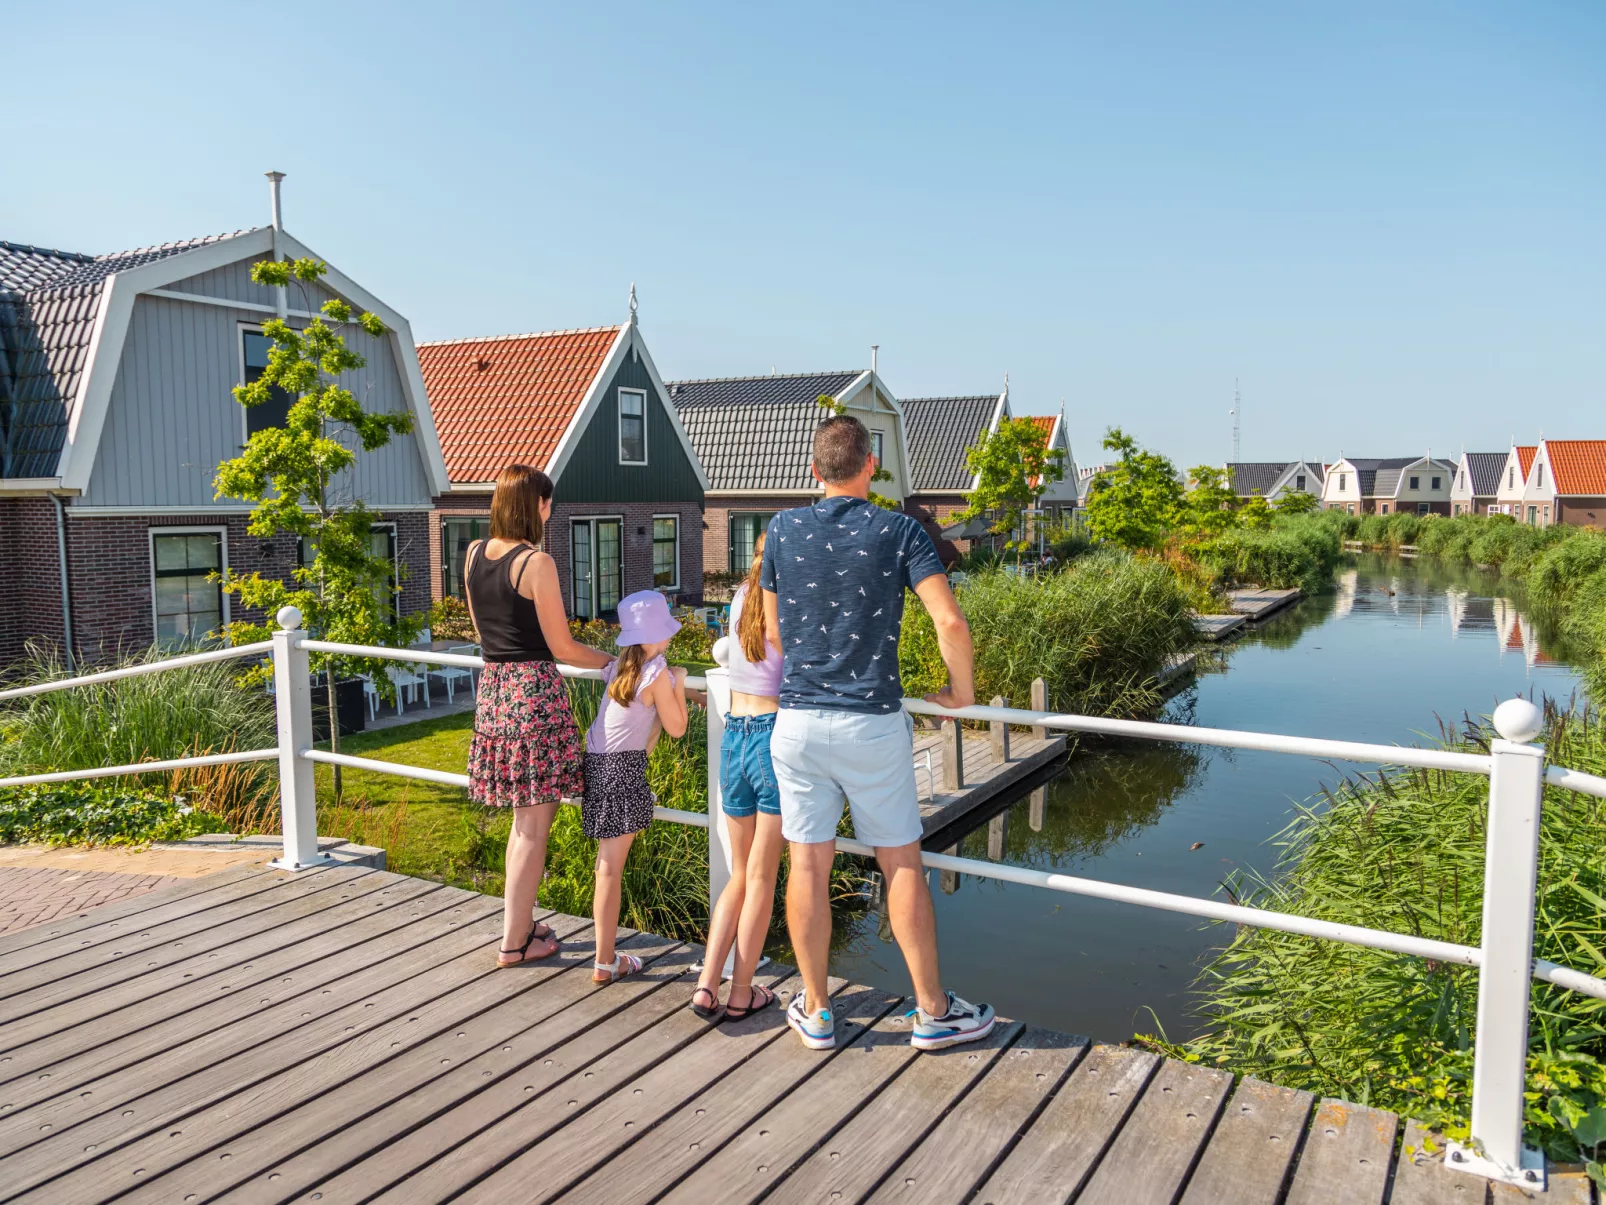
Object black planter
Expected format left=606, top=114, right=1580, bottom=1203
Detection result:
left=312, top=677, right=368, bottom=740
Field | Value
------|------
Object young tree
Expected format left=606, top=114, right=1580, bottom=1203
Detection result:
left=1274, top=489, right=1319, bottom=515
left=1238, top=495, right=1275, bottom=529
left=1177, top=465, right=1239, bottom=539
left=1083, top=427, right=1183, bottom=551
left=213, top=257, right=423, bottom=791
left=816, top=394, right=902, bottom=510
left=955, top=417, right=1065, bottom=552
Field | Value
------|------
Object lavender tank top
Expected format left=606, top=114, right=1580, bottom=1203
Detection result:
left=725, top=584, right=783, bottom=696
left=585, top=653, right=669, bottom=754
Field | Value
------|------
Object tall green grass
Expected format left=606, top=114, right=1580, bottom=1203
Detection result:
left=1194, top=516, right=1343, bottom=593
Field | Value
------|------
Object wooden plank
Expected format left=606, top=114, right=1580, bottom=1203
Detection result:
left=0, top=862, right=271, bottom=959
left=123, top=932, right=688, bottom=1205
left=0, top=863, right=296, bottom=978
left=1, top=902, right=539, bottom=1200
left=0, top=874, right=446, bottom=1105
left=1490, top=1168, right=1594, bottom=1203
left=1285, top=1098, right=1399, bottom=1205
left=864, top=1027, right=1087, bottom=1205
left=0, top=865, right=367, bottom=1009
left=553, top=982, right=899, bottom=1205
left=1389, top=1119, right=1491, bottom=1204
left=653, top=1000, right=925, bottom=1205
left=974, top=1043, right=1160, bottom=1204
left=764, top=1021, right=1023, bottom=1205
left=1180, top=1076, right=1315, bottom=1205
left=231, top=934, right=698, bottom=1205
left=1077, top=1058, right=1233, bottom=1205
left=419, top=966, right=813, bottom=1205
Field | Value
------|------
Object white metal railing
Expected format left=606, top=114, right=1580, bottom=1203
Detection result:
left=6, top=602, right=1606, bottom=1186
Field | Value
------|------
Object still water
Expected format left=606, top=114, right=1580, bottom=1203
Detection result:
left=826, top=554, right=1583, bottom=1042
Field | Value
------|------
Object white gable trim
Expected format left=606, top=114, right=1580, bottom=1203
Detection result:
left=835, top=370, right=913, bottom=501
left=626, top=325, right=714, bottom=492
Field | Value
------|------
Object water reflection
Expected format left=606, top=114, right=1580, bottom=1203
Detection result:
left=820, top=554, right=1583, bottom=1042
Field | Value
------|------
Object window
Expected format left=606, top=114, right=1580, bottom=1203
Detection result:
left=571, top=518, right=623, bottom=619
left=728, top=512, right=775, bottom=574
left=618, top=389, right=647, bottom=464
left=1417, top=502, right=1430, bottom=515
left=298, top=524, right=398, bottom=621
left=1295, top=474, right=1306, bottom=491
left=1454, top=504, right=1463, bottom=516
left=241, top=329, right=294, bottom=437
left=1339, top=473, right=1348, bottom=491
left=1409, top=476, right=1420, bottom=490
left=652, top=516, right=679, bottom=591
left=151, top=530, right=225, bottom=647
left=1528, top=506, right=1537, bottom=525
left=1346, top=504, right=1355, bottom=515
left=442, top=517, right=487, bottom=599
left=871, top=431, right=885, bottom=468
left=1431, top=476, right=1441, bottom=490
left=1538, top=463, right=1545, bottom=487
left=1508, top=467, right=1515, bottom=488
left=1380, top=503, right=1390, bottom=514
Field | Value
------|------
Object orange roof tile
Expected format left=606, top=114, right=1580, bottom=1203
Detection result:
left=1545, top=440, right=1606, bottom=496
left=1023, top=415, right=1057, bottom=487
left=418, top=326, right=623, bottom=484
left=1517, top=445, right=1537, bottom=478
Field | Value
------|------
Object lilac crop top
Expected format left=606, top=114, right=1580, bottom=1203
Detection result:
left=725, top=584, right=783, bottom=696
left=585, top=654, right=670, bottom=754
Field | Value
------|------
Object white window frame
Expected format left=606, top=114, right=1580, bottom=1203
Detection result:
left=570, top=514, right=626, bottom=618
left=148, top=525, right=230, bottom=646
left=651, top=513, right=680, bottom=593
left=871, top=431, right=885, bottom=468
left=618, top=388, right=648, bottom=466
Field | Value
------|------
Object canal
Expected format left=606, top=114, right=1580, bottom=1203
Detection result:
left=828, top=553, right=1584, bottom=1042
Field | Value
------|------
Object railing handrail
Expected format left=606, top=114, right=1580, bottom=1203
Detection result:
left=0, top=747, right=280, bottom=790
left=0, top=640, right=273, bottom=703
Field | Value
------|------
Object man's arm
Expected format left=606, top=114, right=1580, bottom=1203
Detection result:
left=911, top=573, right=974, bottom=710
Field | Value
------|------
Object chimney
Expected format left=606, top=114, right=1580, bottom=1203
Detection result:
left=870, top=344, right=878, bottom=376
left=265, top=171, right=286, bottom=231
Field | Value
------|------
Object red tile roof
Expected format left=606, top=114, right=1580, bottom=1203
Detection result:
left=1545, top=440, right=1606, bottom=496
left=1517, top=445, right=1537, bottom=478
left=418, top=326, right=623, bottom=484
left=1023, top=415, right=1056, bottom=487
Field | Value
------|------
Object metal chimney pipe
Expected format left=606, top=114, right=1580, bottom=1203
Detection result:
left=870, top=344, right=879, bottom=375
left=265, top=171, right=286, bottom=231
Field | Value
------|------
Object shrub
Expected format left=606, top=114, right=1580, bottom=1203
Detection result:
left=428, top=596, right=475, bottom=642
left=1195, top=516, right=1343, bottom=593
left=0, top=784, right=227, bottom=846
left=1529, top=533, right=1606, bottom=615
left=900, top=552, right=1194, bottom=716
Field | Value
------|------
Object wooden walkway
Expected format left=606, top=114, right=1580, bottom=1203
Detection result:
left=1228, top=587, right=1305, bottom=621
left=911, top=723, right=1066, bottom=838
left=0, top=862, right=1584, bottom=1204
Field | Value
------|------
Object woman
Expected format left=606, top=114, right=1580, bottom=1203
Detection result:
left=464, top=464, right=613, bottom=966
left=690, top=532, right=784, bottom=1020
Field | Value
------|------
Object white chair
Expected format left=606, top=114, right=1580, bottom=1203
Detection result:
left=384, top=663, right=430, bottom=715
left=430, top=645, right=478, bottom=704
left=360, top=675, right=380, bottom=722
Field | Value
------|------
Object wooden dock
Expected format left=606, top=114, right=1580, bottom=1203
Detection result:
left=911, top=714, right=1066, bottom=838
left=1193, top=612, right=1247, bottom=641
left=1228, top=587, right=1304, bottom=621
left=0, top=862, right=1577, bottom=1204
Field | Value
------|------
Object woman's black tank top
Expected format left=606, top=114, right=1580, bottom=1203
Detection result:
left=466, top=542, right=555, bottom=663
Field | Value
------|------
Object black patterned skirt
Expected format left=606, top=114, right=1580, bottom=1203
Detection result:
left=467, top=661, right=584, bottom=808
left=581, top=751, right=656, bottom=839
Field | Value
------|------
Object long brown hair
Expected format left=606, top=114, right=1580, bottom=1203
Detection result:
left=608, top=645, right=650, bottom=706
left=489, top=464, right=553, bottom=545
left=738, top=531, right=768, bottom=664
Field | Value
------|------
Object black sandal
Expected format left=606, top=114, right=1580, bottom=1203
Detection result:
left=721, top=983, right=776, bottom=1021
left=497, top=923, right=559, bottom=967
left=689, top=985, right=723, bottom=1021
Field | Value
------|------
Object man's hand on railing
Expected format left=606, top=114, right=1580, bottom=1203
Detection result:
left=924, top=685, right=975, bottom=712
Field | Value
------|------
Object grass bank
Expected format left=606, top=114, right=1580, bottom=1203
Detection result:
left=1193, top=514, right=1345, bottom=594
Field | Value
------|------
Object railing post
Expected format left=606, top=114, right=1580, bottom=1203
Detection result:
left=705, top=642, right=734, bottom=948
left=268, top=606, right=328, bottom=871
left=1451, top=698, right=1547, bottom=1188
left=990, top=695, right=1009, bottom=762
left=1030, top=677, right=1047, bottom=741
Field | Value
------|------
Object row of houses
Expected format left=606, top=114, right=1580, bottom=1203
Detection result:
left=1223, top=445, right=1606, bottom=527
left=0, top=200, right=1080, bottom=662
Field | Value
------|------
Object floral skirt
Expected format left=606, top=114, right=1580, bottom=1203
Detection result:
left=467, top=661, right=584, bottom=808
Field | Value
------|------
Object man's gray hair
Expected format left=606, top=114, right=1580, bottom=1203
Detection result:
left=813, top=415, right=872, bottom=485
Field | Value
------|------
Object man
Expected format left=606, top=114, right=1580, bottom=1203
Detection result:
left=761, top=414, right=994, bottom=1051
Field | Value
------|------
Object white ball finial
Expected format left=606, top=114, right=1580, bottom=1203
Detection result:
left=711, top=636, right=731, bottom=668
left=276, top=605, right=304, bottom=631
left=1493, top=698, right=1543, bottom=744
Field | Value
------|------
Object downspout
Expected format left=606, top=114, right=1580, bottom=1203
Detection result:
left=51, top=493, right=74, bottom=671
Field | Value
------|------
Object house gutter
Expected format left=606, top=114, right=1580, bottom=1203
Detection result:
left=51, top=492, right=74, bottom=671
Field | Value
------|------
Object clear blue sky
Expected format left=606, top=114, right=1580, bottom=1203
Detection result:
left=6, top=2, right=1601, bottom=469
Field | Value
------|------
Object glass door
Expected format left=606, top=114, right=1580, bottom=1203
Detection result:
left=596, top=519, right=623, bottom=614
left=571, top=519, right=594, bottom=619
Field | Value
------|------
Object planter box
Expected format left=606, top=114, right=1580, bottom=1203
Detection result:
left=312, top=677, right=367, bottom=740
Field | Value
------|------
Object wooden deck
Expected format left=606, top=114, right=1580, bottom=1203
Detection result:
left=0, top=862, right=1585, bottom=1204
left=1228, top=587, right=1305, bottom=621
left=910, top=723, right=1066, bottom=838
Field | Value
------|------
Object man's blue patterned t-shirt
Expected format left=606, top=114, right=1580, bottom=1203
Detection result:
left=758, top=495, right=945, bottom=713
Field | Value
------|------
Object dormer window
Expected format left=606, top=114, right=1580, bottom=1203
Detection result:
left=618, top=389, right=647, bottom=464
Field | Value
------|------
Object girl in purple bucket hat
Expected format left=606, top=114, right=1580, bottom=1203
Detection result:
left=582, top=590, right=705, bottom=984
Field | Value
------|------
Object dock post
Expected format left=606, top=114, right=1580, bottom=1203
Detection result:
left=990, top=695, right=1009, bottom=761
left=987, top=811, right=1006, bottom=860
left=1029, top=786, right=1045, bottom=832
left=1030, top=678, right=1047, bottom=741
left=942, top=719, right=965, bottom=789
left=1451, top=698, right=1548, bottom=1188
left=939, top=845, right=960, bottom=895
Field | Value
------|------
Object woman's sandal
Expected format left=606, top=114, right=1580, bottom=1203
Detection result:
left=496, top=922, right=560, bottom=968
left=689, top=985, right=723, bottom=1021
left=592, top=951, right=643, bottom=984
left=721, top=982, right=776, bottom=1021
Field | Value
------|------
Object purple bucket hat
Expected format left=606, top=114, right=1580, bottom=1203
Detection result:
left=616, top=590, right=681, bottom=647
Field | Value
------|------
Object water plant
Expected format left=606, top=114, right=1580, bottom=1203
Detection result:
left=1194, top=515, right=1344, bottom=593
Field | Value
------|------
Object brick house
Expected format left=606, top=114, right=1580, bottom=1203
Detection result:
left=0, top=204, right=449, bottom=667
left=419, top=303, right=709, bottom=617
left=1518, top=439, right=1606, bottom=529
left=670, top=367, right=910, bottom=577
left=1491, top=445, right=1537, bottom=517
left=1321, top=455, right=1455, bottom=515
left=1449, top=451, right=1507, bottom=516
left=1224, top=460, right=1325, bottom=504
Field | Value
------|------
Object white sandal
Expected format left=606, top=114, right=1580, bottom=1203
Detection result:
left=593, top=951, right=642, bottom=984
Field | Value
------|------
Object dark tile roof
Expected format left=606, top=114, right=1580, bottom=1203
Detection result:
left=902, top=395, right=998, bottom=492
left=1225, top=462, right=1287, bottom=497
left=668, top=370, right=862, bottom=492
left=1461, top=452, right=1506, bottom=497
left=0, top=232, right=256, bottom=478
left=1341, top=456, right=1451, bottom=498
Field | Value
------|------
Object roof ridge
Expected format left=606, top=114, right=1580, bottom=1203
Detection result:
left=91, top=229, right=261, bottom=262
left=902, top=394, right=1000, bottom=403
left=417, top=324, right=624, bottom=348
left=667, top=369, right=862, bottom=386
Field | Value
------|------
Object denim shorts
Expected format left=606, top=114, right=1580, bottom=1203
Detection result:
left=770, top=707, right=922, bottom=848
left=720, top=712, right=781, bottom=818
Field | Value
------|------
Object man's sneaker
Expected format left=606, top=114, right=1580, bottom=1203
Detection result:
left=910, top=991, right=995, bottom=1051
left=786, top=992, right=835, bottom=1050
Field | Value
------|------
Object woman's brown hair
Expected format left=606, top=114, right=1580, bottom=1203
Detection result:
left=737, top=531, right=768, bottom=665
left=489, top=464, right=554, bottom=546
left=608, top=645, right=650, bottom=706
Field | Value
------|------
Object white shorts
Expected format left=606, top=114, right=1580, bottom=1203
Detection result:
left=770, top=707, right=923, bottom=848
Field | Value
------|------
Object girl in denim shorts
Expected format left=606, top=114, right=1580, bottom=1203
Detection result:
left=690, top=533, right=785, bottom=1022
